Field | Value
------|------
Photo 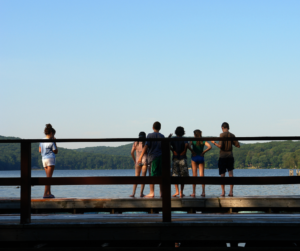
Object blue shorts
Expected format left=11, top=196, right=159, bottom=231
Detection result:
left=192, top=155, right=204, bottom=164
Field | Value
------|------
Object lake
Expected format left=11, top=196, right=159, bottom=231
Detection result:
left=0, top=169, right=299, bottom=198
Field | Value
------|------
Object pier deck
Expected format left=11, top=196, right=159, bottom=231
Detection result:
left=1, top=213, right=300, bottom=248
left=1, top=196, right=300, bottom=214
left=1, top=137, right=300, bottom=249
left=2, top=196, right=300, bottom=248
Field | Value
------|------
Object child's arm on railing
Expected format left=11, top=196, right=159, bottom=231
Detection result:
left=211, top=141, right=221, bottom=148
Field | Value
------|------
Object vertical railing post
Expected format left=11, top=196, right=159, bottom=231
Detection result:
left=20, top=141, right=31, bottom=224
left=161, top=139, right=171, bottom=222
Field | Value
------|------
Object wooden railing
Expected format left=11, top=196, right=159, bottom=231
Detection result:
left=1, top=136, right=300, bottom=224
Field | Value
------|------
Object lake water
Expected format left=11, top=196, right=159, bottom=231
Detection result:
left=0, top=169, right=299, bottom=198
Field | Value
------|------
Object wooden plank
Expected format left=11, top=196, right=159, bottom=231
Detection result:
left=0, top=178, right=21, bottom=186
left=20, top=142, right=31, bottom=224
left=2, top=136, right=300, bottom=143
left=161, top=141, right=171, bottom=222
left=181, top=199, right=205, bottom=208
left=24, top=176, right=300, bottom=186
left=1, top=215, right=300, bottom=242
left=171, top=176, right=300, bottom=185
left=31, top=177, right=162, bottom=185
left=0, top=248, right=299, bottom=251
left=1, top=197, right=300, bottom=210
left=3, top=213, right=300, bottom=223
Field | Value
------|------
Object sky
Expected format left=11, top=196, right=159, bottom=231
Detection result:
left=1, top=0, right=299, bottom=149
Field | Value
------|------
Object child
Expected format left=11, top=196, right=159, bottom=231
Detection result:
left=170, top=126, right=189, bottom=198
left=138, top=121, right=164, bottom=197
left=211, top=122, right=240, bottom=197
left=190, top=130, right=212, bottom=197
left=39, top=124, right=58, bottom=199
left=130, top=132, right=148, bottom=197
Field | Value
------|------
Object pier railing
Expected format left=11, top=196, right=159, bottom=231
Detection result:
left=1, top=136, right=300, bottom=224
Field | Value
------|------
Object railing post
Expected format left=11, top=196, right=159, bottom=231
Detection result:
left=20, top=141, right=31, bottom=224
left=161, top=140, right=171, bottom=222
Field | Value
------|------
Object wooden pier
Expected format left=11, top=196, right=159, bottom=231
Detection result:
left=1, top=196, right=300, bottom=214
left=1, top=213, right=300, bottom=250
left=1, top=136, right=300, bottom=250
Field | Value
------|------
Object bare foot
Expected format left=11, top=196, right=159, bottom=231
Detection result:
left=180, top=193, right=184, bottom=198
left=190, top=194, right=196, bottom=197
left=172, top=192, right=179, bottom=197
left=145, top=193, right=155, bottom=198
left=228, top=193, right=233, bottom=197
left=201, top=193, right=205, bottom=197
left=140, top=194, right=145, bottom=197
left=129, top=194, right=135, bottom=197
left=220, top=194, right=225, bottom=197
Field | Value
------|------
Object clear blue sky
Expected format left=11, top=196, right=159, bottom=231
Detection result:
left=1, top=0, right=299, bottom=148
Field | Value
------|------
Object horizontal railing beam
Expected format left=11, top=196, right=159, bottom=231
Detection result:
left=30, top=177, right=162, bottom=185
left=0, top=136, right=300, bottom=143
left=1, top=176, right=300, bottom=186
left=171, top=176, right=300, bottom=185
left=0, top=178, right=21, bottom=186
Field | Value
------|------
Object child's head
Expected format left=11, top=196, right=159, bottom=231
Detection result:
left=44, top=124, right=55, bottom=137
left=153, top=121, right=161, bottom=131
left=175, top=126, right=185, bottom=137
left=138, top=131, right=146, bottom=139
left=138, top=131, right=146, bottom=146
left=194, top=129, right=203, bottom=146
left=221, top=122, right=229, bottom=132
left=193, top=129, right=202, bottom=138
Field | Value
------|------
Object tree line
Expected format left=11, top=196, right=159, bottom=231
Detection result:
left=0, top=136, right=299, bottom=170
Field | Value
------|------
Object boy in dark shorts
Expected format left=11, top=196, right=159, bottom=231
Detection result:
left=211, top=122, right=240, bottom=197
left=170, top=126, right=189, bottom=198
left=138, top=121, right=165, bottom=197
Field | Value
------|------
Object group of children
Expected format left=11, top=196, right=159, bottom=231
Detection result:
left=39, top=121, right=240, bottom=199
left=130, top=121, right=240, bottom=198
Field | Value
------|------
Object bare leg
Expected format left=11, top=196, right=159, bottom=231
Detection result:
left=199, top=163, right=205, bottom=197
left=190, top=161, right=197, bottom=197
left=44, top=165, right=55, bottom=197
left=145, top=184, right=155, bottom=197
left=145, top=163, right=155, bottom=197
left=173, top=184, right=179, bottom=197
left=180, top=184, right=184, bottom=198
left=140, top=165, right=147, bottom=197
left=130, top=166, right=142, bottom=197
left=220, top=173, right=225, bottom=196
left=228, top=170, right=234, bottom=196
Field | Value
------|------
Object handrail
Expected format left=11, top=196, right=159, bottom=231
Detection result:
left=1, top=176, right=300, bottom=186
left=0, top=136, right=299, bottom=224
left=1, top=136, right=300, bottom=143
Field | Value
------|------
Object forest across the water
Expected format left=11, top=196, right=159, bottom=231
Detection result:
left=0, top=135, right=299, bottom=170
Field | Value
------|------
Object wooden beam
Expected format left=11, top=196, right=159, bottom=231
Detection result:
left=161, top=141, right=171, bottom=222
left=1, top=135, right=300, bottom=143
left=20, top=141, right=31, bottom=224
left=24, top=176, right=300, bottom=186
